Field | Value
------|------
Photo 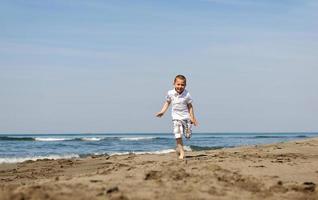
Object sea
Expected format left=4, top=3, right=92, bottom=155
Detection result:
left=0, top=132, right=317, bottom=164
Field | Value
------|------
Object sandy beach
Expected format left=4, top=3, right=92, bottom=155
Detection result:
left=0, top=137, right=317, bottom=200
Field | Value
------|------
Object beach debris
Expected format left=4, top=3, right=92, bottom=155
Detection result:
left=144, top=170, right=161, bottom=180
left=185, top=154, right=208, bottom=159
left=91, top=153, right=109, bottom=159
left=303, top=182, right=316, bottom=192
left=291, top=182, right=316, bottom=193
left=24, top=160, right=35, bottom=164
left=107, top=186, right=119, bottom=194
left=90, top=179, right=102, bottom=183
left=249, top=165, right=265, bottom=168
left=269, top=182, right=288, bottom=193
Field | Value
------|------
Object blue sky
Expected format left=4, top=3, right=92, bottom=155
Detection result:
left=0, top=0, right=317, bottom=133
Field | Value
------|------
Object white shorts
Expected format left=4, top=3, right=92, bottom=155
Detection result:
left=172, top=120, right=192, bottom=139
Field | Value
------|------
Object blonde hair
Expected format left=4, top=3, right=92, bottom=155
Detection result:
left=174, top=75, right=187, bottom=84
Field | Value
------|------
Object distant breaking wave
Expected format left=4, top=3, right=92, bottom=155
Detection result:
left=253, top=135, right=307, bottom=139
left=35, top=137, right=105, bottom=142
left=0, top=136, right=35, bottom=141
left=119, top=137, right=157, bottom=141
left=202, top=135, right=308, bottom=139
left=0, top=136, right=167, bottom=142
left=109, top=148, right=176, bottom=156
left=80, top=137, right=103, bottom=141
left=35, top=137, right=73, bottom=142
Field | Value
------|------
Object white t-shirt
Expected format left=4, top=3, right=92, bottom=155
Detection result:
left=166, top=89, right=193, bottom=120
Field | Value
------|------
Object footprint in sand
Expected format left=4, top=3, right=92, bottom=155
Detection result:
left=144, top=170, right=161, bottom=180
left=303, top=182, right=316, bottom=192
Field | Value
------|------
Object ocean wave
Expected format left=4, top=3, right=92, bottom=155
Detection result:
left=119, top=137, right=157, bottom=141
left=295, top=135, right=308, bottom=138
left=80, top=137, right=103, bottom=141
left=137, top=149, right=176, bottom=154
left=36, top=137, right=109, bottom=142
left=0, top=136, right=34, bottom=141
left=0, top=154, right=80, bottom=164
left=0, top=145, right=224, bottom=164
left=0, top=136, right=166, bottom=142
left=253, top=135, right=307, bottom=139
left=35, top=137, right=73, bottom=142
left=183, top=145, right=192, bottom=152
left=109, top=149, right=176, bottom=156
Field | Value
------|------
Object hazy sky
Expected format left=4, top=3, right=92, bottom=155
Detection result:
left=0, top=0, right=317, bottom=134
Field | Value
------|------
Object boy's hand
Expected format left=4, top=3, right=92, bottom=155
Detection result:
left=156, top=112, right=164, bottom=117
left=191, top=118, right=198, bottom=126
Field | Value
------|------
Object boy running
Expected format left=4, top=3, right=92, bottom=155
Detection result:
left=156, top=75, right=198, bottom=159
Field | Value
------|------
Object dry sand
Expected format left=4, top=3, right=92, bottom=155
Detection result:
left=1, top=137, right=318, bottom=200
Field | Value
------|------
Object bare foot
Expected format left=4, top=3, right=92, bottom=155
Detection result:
left=179, top=151, right=185, bottom=159
left=176, top=148, right=180, bottom=157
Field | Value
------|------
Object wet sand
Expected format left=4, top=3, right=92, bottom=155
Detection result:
left=1, top=137, right=317, bottom=200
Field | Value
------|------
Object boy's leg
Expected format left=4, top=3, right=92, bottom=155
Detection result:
left=185, top=120, right=192, bottom=139
left=180, top=120, right=192, bottom=139
left=176, top=138, right=184, bottom=159
left=173, top=120, right=184, bottom=159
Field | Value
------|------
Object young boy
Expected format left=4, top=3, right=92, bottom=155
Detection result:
left=156, top=75, right=198, bottom=159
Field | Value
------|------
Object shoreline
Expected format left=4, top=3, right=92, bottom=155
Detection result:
left=1, top=137, right=318, bottom=200
left=1, top=132, right=316, bottom=165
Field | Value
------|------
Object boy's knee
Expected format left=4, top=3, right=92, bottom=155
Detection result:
left=174, top=133, right=182, bottom=139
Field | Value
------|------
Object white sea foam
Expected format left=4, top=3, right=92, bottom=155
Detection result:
left=0, top=154, right=80, bottom=164
left=34, top=137, right=71, bottom=142
left=183, top=145, right=193, bottom=152
left=137, top=149, right=176, bottom=154
left=109, top=148, right=176, bottom=156
left=108, top=146, right=192, bottom=156
left=119, top=137, right=156, bottom=141
left=0, top=147, right=190, bottom=164
left=81, top=137, right=103, bottom=141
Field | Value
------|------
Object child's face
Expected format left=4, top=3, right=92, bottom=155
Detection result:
left=174, top=78, right=186, bottom=94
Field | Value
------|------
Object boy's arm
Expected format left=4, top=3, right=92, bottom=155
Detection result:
left=188, top=103, right=198, bottom=126
left=156, top=101, right=171, bottom=117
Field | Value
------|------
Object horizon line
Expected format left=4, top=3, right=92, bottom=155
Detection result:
left=0, top=131, right=317, bottom=135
